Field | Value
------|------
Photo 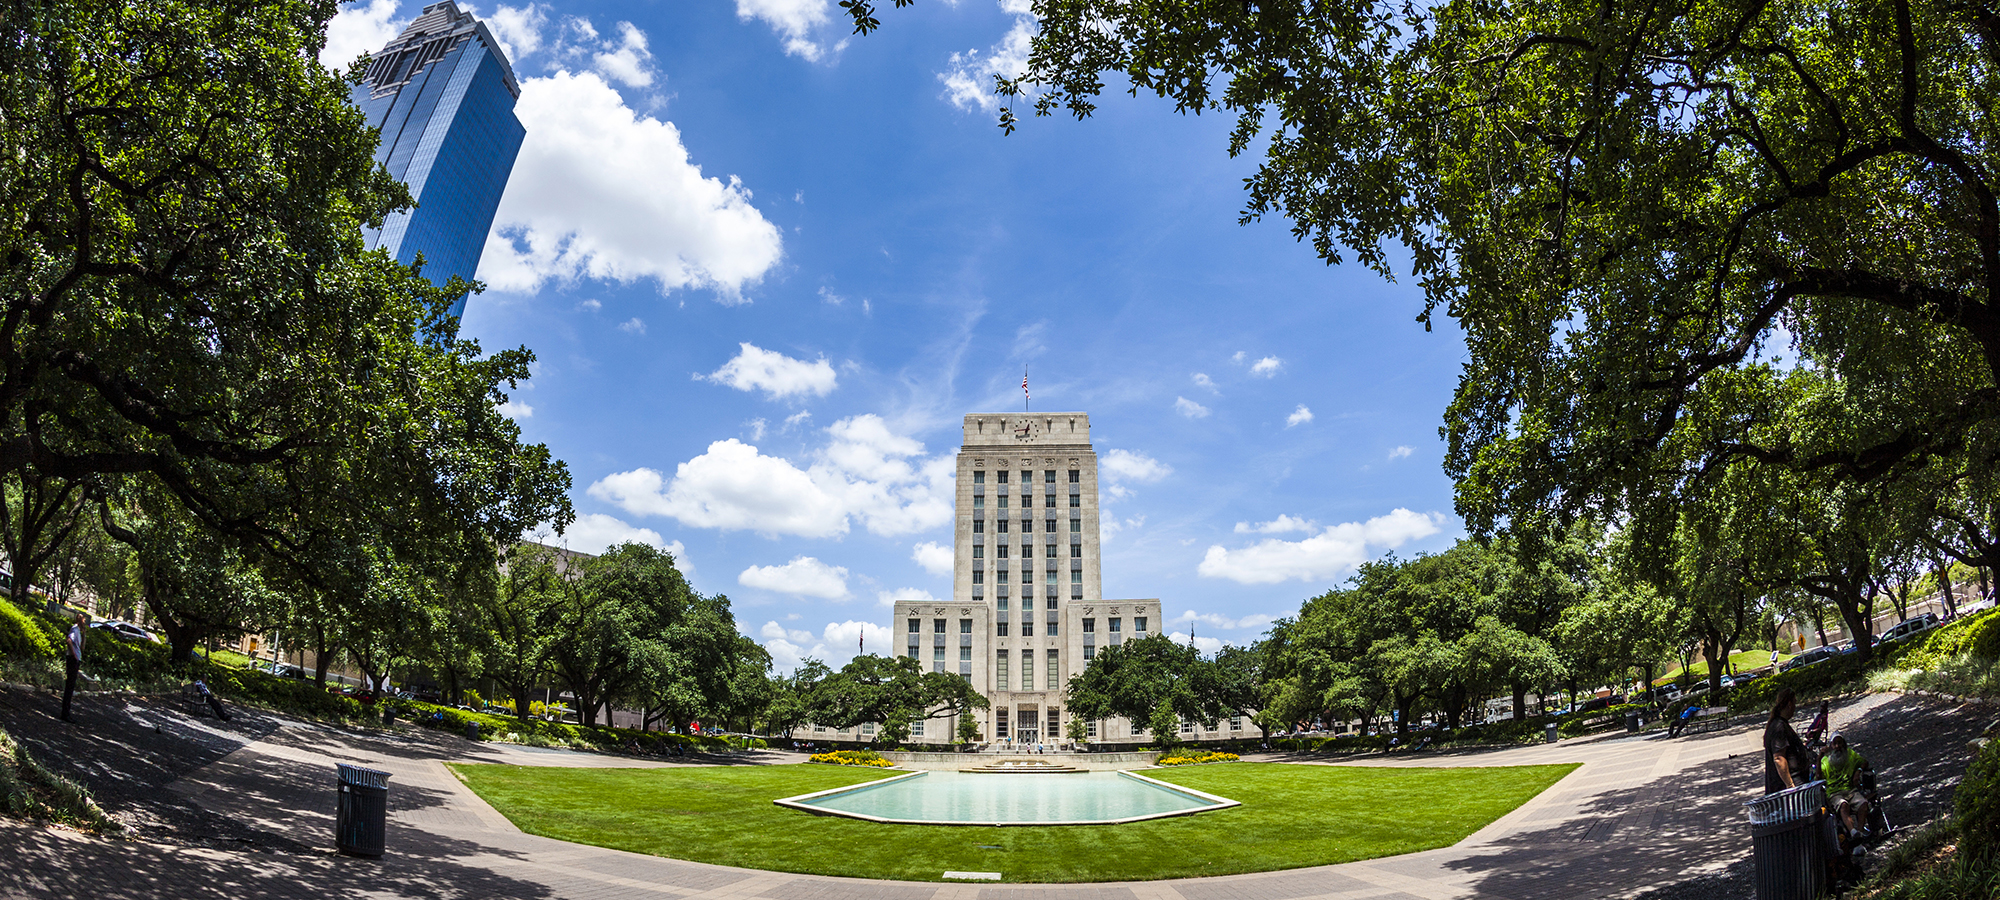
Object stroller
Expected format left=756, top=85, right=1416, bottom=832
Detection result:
left=1804, top=702, right=1831, bottom=751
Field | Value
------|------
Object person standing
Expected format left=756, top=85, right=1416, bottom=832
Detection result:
left=62, top=613, right=84, bottom=722
left=1764, top=688, right=1813, bottom=793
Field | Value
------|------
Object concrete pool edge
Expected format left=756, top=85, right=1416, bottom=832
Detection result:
left=771, top=768, right=1241, bottom=827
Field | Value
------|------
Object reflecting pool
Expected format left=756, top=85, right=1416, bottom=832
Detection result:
left=776, top=770, right=1237, bottom=825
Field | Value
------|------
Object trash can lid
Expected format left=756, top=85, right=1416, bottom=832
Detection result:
left=1743, top=779, right=1824, bottom=825
left=337, top=763, right=393, bottom=789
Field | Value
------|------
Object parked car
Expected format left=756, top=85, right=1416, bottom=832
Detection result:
left=1782, top=645, right=1837, bottom=671
left=90, top=620, right=159, bottom=643
left=1880, top=613, right=1942, bottom=644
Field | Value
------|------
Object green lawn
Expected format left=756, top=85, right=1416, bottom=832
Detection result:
left=448, top=761, right=1578, bottom=882
left=1659, top=649, right=1789, bottom=683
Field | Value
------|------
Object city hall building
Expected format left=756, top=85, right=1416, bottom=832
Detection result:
left=893, top=413, right=1160, bottom=747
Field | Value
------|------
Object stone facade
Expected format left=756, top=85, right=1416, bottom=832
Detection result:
left=892, top=412, right=1160, bottom=746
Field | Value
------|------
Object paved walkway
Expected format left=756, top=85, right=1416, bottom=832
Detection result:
left=0, top=698, right=1933, bottom=900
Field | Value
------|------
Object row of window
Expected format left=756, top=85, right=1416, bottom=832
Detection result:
left=972, top=518, right=1085, bottom=535
left=971, top=540, right=1082, bottom=559
left=973, top=470, right=1081, bottom=485
left=993, top=707, right=1060, bottom=739
left=970, top=569, right=1084, bottom=584
left=908, top=618, right=976, bottom=634
left=971, top=495, right=1084, bottom=511
left=1081, top=616, right=1146, bottom=634
left=994, top=649, right=1063, bottom=690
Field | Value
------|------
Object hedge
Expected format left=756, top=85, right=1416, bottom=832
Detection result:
left=0, top=599, right=58, bottom=662
left=396, top=700, right=749, bottom=752
left=1959, top=738, right=2000, bottom=861
left=1891, top=609, right=2000, bottom=671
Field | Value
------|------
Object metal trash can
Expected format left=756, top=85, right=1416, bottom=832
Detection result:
left=1545, top=723, right=1559, bottom=743
left=465, top=720, right=481, bottom=741
left=335, top=763, right=392, bottom=858
left=1626, top=714, right=1641, bottom=733
left=382, top=706, right=395, bottom=727
left=1746, top=780, right=1829, bottom=900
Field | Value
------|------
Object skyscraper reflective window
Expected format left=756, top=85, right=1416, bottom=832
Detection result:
left=351, top=1, right=525, bottom=328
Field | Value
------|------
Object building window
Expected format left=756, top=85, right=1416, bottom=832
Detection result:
left=814, top=724, right=826, bottom=733
left=908, top=642, right=920, bottom=659
left=998, top=519, right=1009, bottom=533
left=1047, top=617, right=1058, bottom=637
left=973, top=543, right=984, bottom=558
left=1231, top=716, right=1243, bottom=731
left=933, top=644, right=945, bottom=671
left=973, top=495, right=985, bottom=509
left=1181, top=718, right=1194, bottom=734
left=1045, top=494, right=1056, bottom=511
left=961, top=644, right=973, bottom=661
left=1082, top=618, right=1095, bottom=633
left=1071, top=544, right=1082, bottom=558
left=912, top=719, right=925, bottom=737
left=935, top=618, right=947, bottom=633
left=972, top=570, right=984, bottom=584
left=1044, top=542, right=1057, bottom=559
left=1070, top=517, right=1081, bottom=532
left=1109, top=618, right=1121, bottom=633
left=1021, top=651, right=1033, bottom=686
left=997, top=495, right=1008, bottom=510
left=997, top=621, right=1008, bottom=636
left=974, top=470, right=985, bottom=485
left=1045, top=470, right=1056, bottom=483
left=1048, top=707, right=1061, bottom=736
left=1046, top=568, right=1058, bottom=585
left=998, top=597, right=1008, bottom=610
left=997, top=708, right=1009, bottom=737
left=1083, top=645, right=1095, bottom=660
left=1072, top=587, right=1083, bottom=600
left=997, top=570, right=1009, bottom=584
left=973, top=519, right=985, bottom=534
left=908, top=618, right=921, bottom=633
left=1021, top=517, right=1032, bottom=532
left=960, top=618, right=972, bottom=634
left=996, top=651, right=1009, bottom=690
left=1135, top=617, right=1148, bottom=633
left=998, top=470, right=1009, bottom=484
left=1020, top=470, right=1031, bottom=485
left=998, top=543, right=1010, bottom=559
left=1068, top=469, right=1080, bottom=483
left=863, top=722, right=875, bottom=735
left=1045, top=518, right=1057, bottom=534
left=1071, top=570, right=1082, bottom=583
left=1047, top=649, right=1059, bottom=688
left=1069, top=494, right=1081, bottom=508
left=1022, top=620, right=1034, bottom=637
left=1087, top=719, right=1097, bottom=738
left=1021, top=492, right=1033, bottom=509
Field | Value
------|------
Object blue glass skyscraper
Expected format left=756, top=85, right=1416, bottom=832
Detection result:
left=351, top=1, right=526, bottom=325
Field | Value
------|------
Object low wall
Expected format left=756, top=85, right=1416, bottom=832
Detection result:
left=880, top=750, right=1163, bottom=771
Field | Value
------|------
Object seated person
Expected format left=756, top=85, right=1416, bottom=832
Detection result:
left=1821, top=733, right=1872, bottom=837
left=1668, top=703, right=1700, bottom=737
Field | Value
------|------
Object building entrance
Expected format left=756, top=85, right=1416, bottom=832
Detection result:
left=1016, top=709, right=1039, bottom=745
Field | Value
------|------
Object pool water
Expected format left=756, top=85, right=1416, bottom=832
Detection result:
left=777, top=770, right=1237, bottom=825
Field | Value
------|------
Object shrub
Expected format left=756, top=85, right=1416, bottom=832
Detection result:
left=1957, top=738, right=2000, bottom=861
left=810, top=750, right=893, bottom=767
left=1158, top=751, right=1239, bottom=766
left=0, top=599, right=58, bottom=662
left=1890, top=610, right=2000, bottom=671
left=1731, top=651, right=1873, bottom=712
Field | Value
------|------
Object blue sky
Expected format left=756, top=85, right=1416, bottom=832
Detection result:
left=326, top=0, right=1469, bottom=672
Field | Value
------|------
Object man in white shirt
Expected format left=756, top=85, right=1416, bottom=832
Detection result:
left=62, top=613, right=84, bottom=722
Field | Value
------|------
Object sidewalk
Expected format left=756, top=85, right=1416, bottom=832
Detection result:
left=0, top=692, right=1982, bottom=900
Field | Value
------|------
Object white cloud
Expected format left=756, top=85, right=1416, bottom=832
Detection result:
left=702, top=342, right=837, bottom=400
left=592, top=21, right=655, bottom=87
left=819, top=286, right=844, bottom=305
left=911, top=541, right=954, bottom=575
left=1231, top=351, right=1247, bottom=364
left=1233, top=514, right=1316, bottom=535
left=482, top=3, right=550, bottom=64
left=617, top=317, right=646, bottom=334
left=736, top=0, right=843, bottom=61
left=1197, top=509, right=1446, bottom=584
left=784, top=410, right=813, bottom=429
left=585, top=415, right=954, bottom=539
left=497, top=399, right=534, bottom=419
left=535, top=513, right=687, bottom=574
left=738, top=556, right=850, bottom=600
left=1174, top=396, right=1211, bottom=419
left=763, top=619, right=894, bottom=674
left=877, top=587, right=938, bottom=609
left=940, top=6, right=1034, bottom=112
left=1286, top=405, right=1314, bottom=427
left=1102, top=449, right=1172, bottom=483
left=1249, top=356, right=1283, bottom=377
left=478, top=70, right=783, bottom=302
left=321, top=0, right=406, bottom=70
left=1389, top=445, right=1415, bottom=460
left=746, top=418, right=768, bottom=441
left=1167, top=631, right=1227, bottom=655
left=1171, top=609, right=1285, bottom=632
left=1192, top=373, right=1217, bottom=392
left=577, top=298, right=601, bottom=311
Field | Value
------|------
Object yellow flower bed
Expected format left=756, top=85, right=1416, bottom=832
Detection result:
left=1157, top=751, right=1240, bottom=766
left=809, top=750, right=894, bottom=767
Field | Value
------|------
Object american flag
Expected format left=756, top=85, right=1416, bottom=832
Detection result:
left=1023, top=371, right=1030, bottom=402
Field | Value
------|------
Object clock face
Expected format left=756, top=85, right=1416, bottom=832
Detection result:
left=1013, top=418, right=1039, bottom=441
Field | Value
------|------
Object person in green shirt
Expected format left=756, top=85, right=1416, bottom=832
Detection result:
left=1822, top=733, right=1872, bottom=838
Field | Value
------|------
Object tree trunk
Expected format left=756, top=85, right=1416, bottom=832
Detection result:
left=1511, top=683, right=1528, bottom=721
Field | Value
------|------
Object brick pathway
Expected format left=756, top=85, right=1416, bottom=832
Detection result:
left=0, top=697, right=1947, bottom=900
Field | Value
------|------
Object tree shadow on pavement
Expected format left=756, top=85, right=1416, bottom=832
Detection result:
left=1442, top=694, right=1995, bottom=900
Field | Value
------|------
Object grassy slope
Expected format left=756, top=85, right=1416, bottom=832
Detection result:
left=1660, top=649, right=1789, bottom=683
left=449, top=761, right=1578, bottom=883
